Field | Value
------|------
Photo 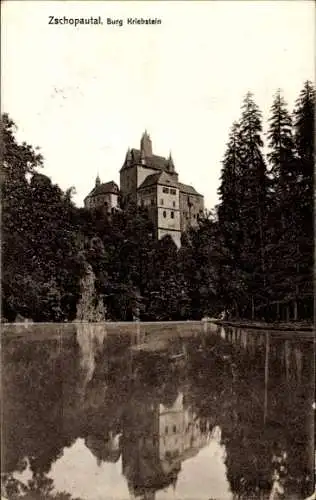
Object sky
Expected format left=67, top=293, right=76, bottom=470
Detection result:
left=2, top=0, right=315, bottom=209
left=16, top=436, right=231, bottom=499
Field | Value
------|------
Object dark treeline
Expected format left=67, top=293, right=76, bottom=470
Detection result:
left=1, top=81, right=314, bottom=322
left=217, top=82, right=314, bottom=321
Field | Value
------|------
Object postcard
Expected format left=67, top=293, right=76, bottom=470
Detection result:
left=1, top=1, right=315, bottom=499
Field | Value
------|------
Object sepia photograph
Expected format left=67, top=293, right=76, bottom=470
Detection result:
left=1, top=1, right=315, bottom=499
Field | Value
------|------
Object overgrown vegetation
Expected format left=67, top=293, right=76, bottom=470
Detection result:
left=1, top=81, right=314, bottom=322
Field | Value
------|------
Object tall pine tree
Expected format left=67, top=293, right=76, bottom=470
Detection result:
left=266, top=89, right=297, bottom=320
left=292, top=81, right=314, bottom=319
left=217, top=122, right=248, bottom=316
left=238, top=93, right=268, bottom=318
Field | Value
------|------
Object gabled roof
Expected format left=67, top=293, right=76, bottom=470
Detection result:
left=85, top=181, right=119, bottom=199
left=178, top=182, right=203, bottom=197
left=138, top=171, right=179, bottom=190
left=121, top=148, right=171, bottom=172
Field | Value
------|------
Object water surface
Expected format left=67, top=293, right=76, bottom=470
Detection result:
left=2, top=322, right=315, bottom=499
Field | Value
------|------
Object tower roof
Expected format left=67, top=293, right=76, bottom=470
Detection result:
left=85, top=180, right=119, bottom=199
left=121, top=133, right=178, bottom=174
left=138, top=171, right=179, bottom=190
left=120, top=148, right=176, bottom=173
left=140, top=130, right=153, bottom=157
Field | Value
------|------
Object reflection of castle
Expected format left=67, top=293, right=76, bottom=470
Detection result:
left=122, top=391, right=211, bottom=499
left=85, top=432, right=121, bottom=466
left=159, top=393, right=211, bottom=473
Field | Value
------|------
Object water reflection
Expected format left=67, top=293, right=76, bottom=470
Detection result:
left=2, top=322, right=314, bottom=499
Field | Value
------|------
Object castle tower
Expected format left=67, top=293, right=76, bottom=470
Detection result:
left=166, top=152, right=175, bottom=174
left=125, top=148, right=132, bottom=166
left=95, top=174, right=101, bottom=187
left=140, top=130, right=153, bottom=157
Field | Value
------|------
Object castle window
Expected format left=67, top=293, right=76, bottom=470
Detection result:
left=151, top=199, right=154, bottom=206
left=163, top=187, right=169, bottom=194
left=173, top=425, right=177, bottom=433
left=170, top=189, right=176, bottom=195
left=160, top=199, right=164, bottom=205
left=171, top=211, right=174, bottom=219
left=172, top=201, right=176, bottom=207
left=163, top=211, right=167, bottom=218
left=165, top=426, right=168, bottom=434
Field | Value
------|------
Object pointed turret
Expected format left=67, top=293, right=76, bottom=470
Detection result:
left=95, top=174, right=101, bottom=187
left=167, top=151, right=175, bottom=173
left=125, top=148, right=132, bottom=166
left=140, top=130, right=153, bottom=157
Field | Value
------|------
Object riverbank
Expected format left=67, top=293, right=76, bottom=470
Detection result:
left=208, top=318, right=314, bottom=332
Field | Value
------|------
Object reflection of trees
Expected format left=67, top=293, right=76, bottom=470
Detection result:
left=2, top=336, right=81, bottom=477
left=2, top=327, right=132, bottom=481
left=3, top=325, right=314, bottom=499
left=2, top=472, right=83, bottom=499
left=185, top=329, right=315, bottom=499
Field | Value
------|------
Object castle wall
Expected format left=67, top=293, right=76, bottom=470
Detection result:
left=138, top=186, right=157, bottom=208
left=157, top=183, right=181, bottom=245
left=120, top=166, right=138, bottom=202
left=179, top=192, right=204, bottom=233
left=157, top=184, right=179, bottom=211
left=84, top=193, right=119, bottom=211
left=136, top=165, right=157, bottom=189
left=158, top=228, right=181, bottom=248
left=108, top=193, right=119, bottom=209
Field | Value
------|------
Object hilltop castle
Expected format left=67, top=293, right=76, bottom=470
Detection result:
left=84, top=132, right=204, bottom=247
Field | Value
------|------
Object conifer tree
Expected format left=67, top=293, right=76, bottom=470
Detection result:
left=291, top=81, right=315, bottom=319
left=266, top=89, right=297, bottom=319
left=238, top=93, right=268, bottom=318
left=217, top=122, right=248, bottom=316
left=267, top=89, right=296, bottom=185
left=218, top=121, right=243, bottom=250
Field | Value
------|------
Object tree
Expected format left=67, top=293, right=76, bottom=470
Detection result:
left=179, top=217, right=221, bottom=319
left=291, top=81, right=314, bottom=319
left=1, top=114, right=83, bottom=321
left=217, top=122, right=248, bottom=316
left=238, top=92, right=269, bottom=318
left=1, top=114, right=43, bottom=320
left=216, top=94, right=269, bottom=319
left=265, top=89, right=298, bottom=320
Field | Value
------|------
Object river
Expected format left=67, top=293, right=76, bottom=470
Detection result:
left=2, top=321, right=315, bottom=500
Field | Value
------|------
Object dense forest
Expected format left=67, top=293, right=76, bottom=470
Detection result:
left=1, top=81, right=314, bottom=323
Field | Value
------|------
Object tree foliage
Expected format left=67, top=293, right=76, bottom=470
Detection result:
left=215, top=83, right=314, bottom=321
left=1, top=82, right=313, bottom=323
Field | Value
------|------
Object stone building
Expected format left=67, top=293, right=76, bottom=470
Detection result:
left=84, top=176, right=119, bottom=213
left=120, top=132, right=204, bottom=247
left=84, top=131, right=204, bottom=247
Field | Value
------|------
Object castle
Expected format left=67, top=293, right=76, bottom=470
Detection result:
left=84, top=132, right=204, bottom=247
